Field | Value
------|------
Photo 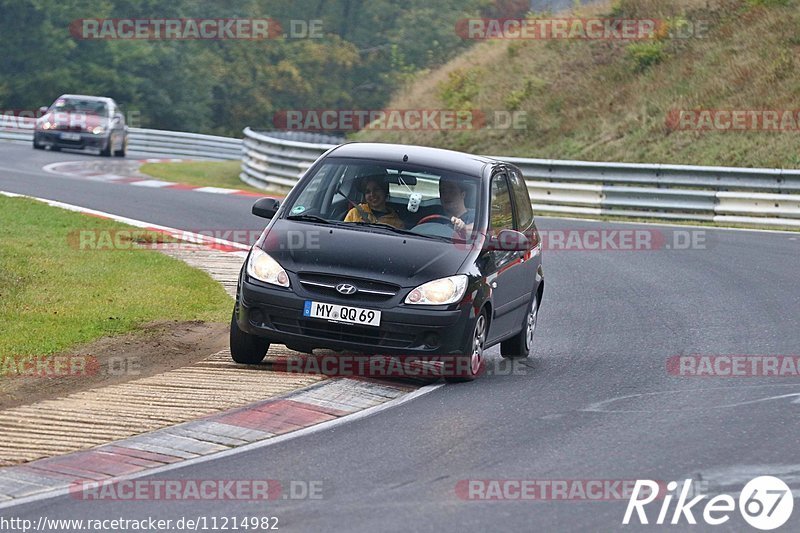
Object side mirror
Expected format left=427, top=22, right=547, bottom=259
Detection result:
left=487, top=229, right=530, bottom=252
left=38, top=106, right=48, bottom=115
left=252, top=198, right=280, bottom=219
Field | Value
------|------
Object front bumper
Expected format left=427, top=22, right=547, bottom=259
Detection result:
left=237, top=278, right=473, bottom=356
left=34, top=131, right=109, bottom=150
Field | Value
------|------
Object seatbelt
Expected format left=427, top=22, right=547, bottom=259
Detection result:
left=354, top=204, right=372, bottom=223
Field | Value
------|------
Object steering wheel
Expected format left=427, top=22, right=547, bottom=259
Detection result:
left=415, top=214, right=453, bottom=226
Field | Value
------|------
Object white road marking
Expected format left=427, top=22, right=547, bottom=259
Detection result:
left=582, top=383, right=800, bottom=413
left=193, top=186, right=238, bottom=194
left=129, top=179, right=175, bottom=188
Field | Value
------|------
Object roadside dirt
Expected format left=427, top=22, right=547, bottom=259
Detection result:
left=0, top=320, right=228, bottom=410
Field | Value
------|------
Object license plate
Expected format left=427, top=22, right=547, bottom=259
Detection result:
left=303, top=300, right=381, bottom=327
left=60, top=132, right=81, bottom=141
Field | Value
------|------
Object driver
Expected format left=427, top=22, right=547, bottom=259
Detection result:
left=344, top=174, right=405, bottom=229
left=438, top=177, right=475, bottom=234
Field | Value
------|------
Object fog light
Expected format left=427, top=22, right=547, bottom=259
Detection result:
left=424, top=332, right=440, bottom=348
left=250, top=308, right=264, bottom=326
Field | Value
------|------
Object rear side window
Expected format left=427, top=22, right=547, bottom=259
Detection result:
left=490, top=173, right=514, bottom=231
left=509, top=168, right=533, bottom=230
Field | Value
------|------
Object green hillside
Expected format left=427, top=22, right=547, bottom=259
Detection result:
left=359, top=0, right=800, bottom=169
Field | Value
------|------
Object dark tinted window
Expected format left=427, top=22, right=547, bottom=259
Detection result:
left=490, top=173, right=514, bottom=231
left=509, top=168, right=533, bottom=230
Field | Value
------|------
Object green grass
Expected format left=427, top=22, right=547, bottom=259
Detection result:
left=139, top=160, right=270, bottom=194
left=0, top=196, right=232, bottom=357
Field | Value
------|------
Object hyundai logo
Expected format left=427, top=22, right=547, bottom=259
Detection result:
left=336, top=283, right=358, bottom=295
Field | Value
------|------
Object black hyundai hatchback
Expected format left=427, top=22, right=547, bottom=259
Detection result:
left=231, top=143, right=543, bottom=381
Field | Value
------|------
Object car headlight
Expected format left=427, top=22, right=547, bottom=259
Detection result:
left=246, top=247, right=290, bottom=287
left=405, top=275, right=468, bottom=305
left=41, top=121, right=52, bottom=130
left=92, top=126, right=106, bottom=135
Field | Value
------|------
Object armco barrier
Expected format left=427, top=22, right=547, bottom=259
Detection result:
left=240, top=129, right=800, bottom=227
left=0, top=115, right=241, bottom=160
left=239, top=128, right=340, bottom=190
left=3, top=115, right=797, bottom=228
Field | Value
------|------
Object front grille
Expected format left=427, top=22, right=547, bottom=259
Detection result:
left=270, top=315, right=415, bottom=349
left=53, top=125, right=84, bottom=132
left=298, top=272, right=400, bottom=302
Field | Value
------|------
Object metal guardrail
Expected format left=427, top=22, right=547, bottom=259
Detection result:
left=3, top=115, right=797, bottom=228
left=239, top=128, right=341, bottom=190
left=241, top=129, right=800, bottom=228
left=0, top=116, right=242, bottom=160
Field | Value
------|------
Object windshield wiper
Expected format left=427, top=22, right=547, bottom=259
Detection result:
left=353, top=222, right=445, bottom=240
left=286, top=214, right=334, bottom=224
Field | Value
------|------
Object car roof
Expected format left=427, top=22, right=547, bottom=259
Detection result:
left=328, top=142, right=501, bottom=177
left=57, top=94, right=115, bottom=104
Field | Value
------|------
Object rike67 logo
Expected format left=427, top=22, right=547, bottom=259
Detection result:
left=623, top=476, right=794, bottom=530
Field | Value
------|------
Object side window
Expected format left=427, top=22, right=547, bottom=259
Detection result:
left=509, top=168, right=533, bottom=230
left=490, top=173, right=514, bottom=232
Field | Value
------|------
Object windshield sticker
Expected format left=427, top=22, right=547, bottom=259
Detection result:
left=291, top=205, right=306, bottom=214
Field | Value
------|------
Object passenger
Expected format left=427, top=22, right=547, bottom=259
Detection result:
left=438, top=177, right=475, bottom=234
left=344, top=175, right=405, bottom=229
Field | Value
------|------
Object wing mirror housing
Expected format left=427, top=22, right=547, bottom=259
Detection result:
left=487, top=229, right=530, bottom=252
left=252, top=198, right=280, bottom=219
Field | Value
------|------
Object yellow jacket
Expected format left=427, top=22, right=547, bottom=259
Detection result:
left=344, top=203, right=405, bottom=228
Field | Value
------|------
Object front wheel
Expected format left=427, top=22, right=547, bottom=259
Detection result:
left=230, top=309, right=270, bottom=364
left=500, top=293, right=539, bottom=359
left=114, top=136, right=127, bottom=157
left=444, top=311, right=487, bottom=383
left=100, top=137, right=112, bottom=157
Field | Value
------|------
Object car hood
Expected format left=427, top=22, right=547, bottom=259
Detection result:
left=42, top=112, right=107, bottom=129
left=259, top=219, right=472, bottom=288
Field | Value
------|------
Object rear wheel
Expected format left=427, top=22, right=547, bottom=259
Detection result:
left=230, top=309, right=270, bottom=364
left=500, top=292, right=539, bottom=359
left=445, top=311, right=487, bottom=383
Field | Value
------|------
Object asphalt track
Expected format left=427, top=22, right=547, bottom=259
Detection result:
left=1, top=141, right=799, bottom=531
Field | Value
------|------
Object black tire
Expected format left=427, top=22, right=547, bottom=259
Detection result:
left=33, top=139, right=43, bottom=150
left=444, top=310, right=487, bottom=383
left=230, top=309, right=270, bottom=364
left=114, top=137, right=127, bottom=157
left=500, top=292, right=539, bottom=359
left=100, top=137, right=112, bottom=157
left=50, top=145, right=60, bottom=152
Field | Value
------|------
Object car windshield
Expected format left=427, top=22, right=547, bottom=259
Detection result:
left=284, top=157, right=482, bottom=242
left=52, top=98, right=109, bottom=116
